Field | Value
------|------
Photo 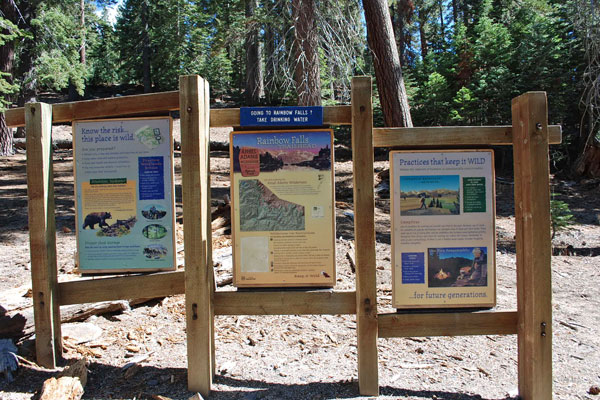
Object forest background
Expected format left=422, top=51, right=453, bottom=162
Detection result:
left=0, top=0, right=599, bottom=177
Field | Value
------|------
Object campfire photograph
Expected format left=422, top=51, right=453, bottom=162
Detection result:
left=427, top=247, right=488, bottom=288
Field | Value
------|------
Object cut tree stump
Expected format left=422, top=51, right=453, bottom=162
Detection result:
left=39, top=358, right=88, bottom=400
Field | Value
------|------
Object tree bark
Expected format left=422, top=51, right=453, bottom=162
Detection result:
left=1, top=0, right=16, bottom=155
left=141, top=0, right=152, bottom=93
left=574, top=106, right=600, bottom=178
left=363, top=0, right=413, bottom=127
left=452, top=0, right=459, bottom=25
left=392, top=0, right=414, bottom=67
left=244, top=0, right=264, bottom=105
left=264, top=24, right=276, bottom=103
left=574, top=139, right=600, bottom=178
left=292, top=0, right=321, bottom=106
left=80, top=0, right=86, bottom=65
left=0, top=114, right=13, bottom=155
left=417, top=6, right=428, bottom=59
left=438, top=0, right=445, bottom=40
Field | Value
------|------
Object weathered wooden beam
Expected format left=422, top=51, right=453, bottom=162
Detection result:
left=6, top=99, right=351, bottom=128
left=180, top=75, right=214, bottom=396
left=373, top=125, right=562, bottom=147
left=25, top=103, right=62, bottom=368
left=214, top=291, right=356, bottom=315
left=351, top=76, right=379, bottom=396
left=6, top=91, right=179, bottom=127
left=378, top=311, right=518, bottom=338
left=512, top=92, right=553, bottom=400
left=58, top=271, right=185, bottom=306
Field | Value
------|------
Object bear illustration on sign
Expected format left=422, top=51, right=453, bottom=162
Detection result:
left=82, top=212, right=112, bottom=229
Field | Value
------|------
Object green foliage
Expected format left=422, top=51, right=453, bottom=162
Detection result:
left=0, top=0, right=591, bottom=174
left=88, top=13, right=120, bottom=86
left=550, top=195, right=575, bottom=239
left=450, top=86, right=478, bottom=124
left=113, top=0, right=245, bottom=93
left=409, top=0, right=587, bottom=160
left=0, top=17, right=21, bottom=112
left=414, top=71, right=450, bottom=125
left=29, top=3, right=97, bottom=95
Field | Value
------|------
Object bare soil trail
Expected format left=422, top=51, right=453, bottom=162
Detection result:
left=0, top=123, right=599, bottom=399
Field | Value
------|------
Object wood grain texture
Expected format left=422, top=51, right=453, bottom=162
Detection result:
left=351, top=76, right=379, bottom=396
left=7, top=99, right=351, bottom=128
left=512, top=92, right=553, bottom=400
left=25, top=103, right=61, bottom=368
left=373, top=125, right=562, bottom=147
left=7, top=91, right=179, bottom=127
left=58, top=271, right=185, bottom=305
left=214, top=291, right=356, bottom=315
left=378, top=311, right=518, bottom=338
left=180, top=75, right=213, bottom=396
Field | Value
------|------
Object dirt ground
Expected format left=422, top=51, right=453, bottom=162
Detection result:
left=0, top=122, right=599, bottom=400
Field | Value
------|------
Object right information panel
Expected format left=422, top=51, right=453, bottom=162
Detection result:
left=391, top=150, right=496, bottom=309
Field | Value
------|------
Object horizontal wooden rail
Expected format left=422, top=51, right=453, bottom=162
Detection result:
left=214, top=290, right=356, bottom=315
left=6, top=95, right=352, bottom=127
left=6, top=91, right=180, bottom=127
left=373, top=125, right=562, bottom=147
left=378, top=311, right=518, bottom=338
left=58, top=271, right=185, bottom=305
left=59, top=273, right=355, bottom=315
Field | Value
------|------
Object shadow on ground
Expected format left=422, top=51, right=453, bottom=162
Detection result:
left=2, top=362, right=517, bottom=400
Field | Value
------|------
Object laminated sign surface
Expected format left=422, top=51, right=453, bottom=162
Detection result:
left=231, top=129, right=336, bottom=287
left=74, top=117, right=176, bottom=273
left=391, top=150, right=496, bottom=308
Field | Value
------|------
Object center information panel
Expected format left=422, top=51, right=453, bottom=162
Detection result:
left=230, top=129, right=336, bottom=287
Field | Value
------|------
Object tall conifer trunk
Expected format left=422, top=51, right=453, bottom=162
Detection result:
left=292, top=0, right=321, bottom=106
left=141, top=0, right=152, bottom=93
left=0, top=0, right=16, bottom=155
left=363, top=0, right=413, bottom=127
left=245, top=0, right=264, bottom=105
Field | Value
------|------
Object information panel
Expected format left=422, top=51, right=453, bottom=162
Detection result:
left=74, top=117, right=176, bottom=273
left=230, top=129, right=335, bottom=287
left=391, top=150, right=496, bottom=308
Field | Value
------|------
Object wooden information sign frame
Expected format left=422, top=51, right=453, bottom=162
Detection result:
left=7, top=75, right=557, bottom=399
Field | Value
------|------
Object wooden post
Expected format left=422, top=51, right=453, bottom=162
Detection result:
left=512, top=92, right=553, bottom=399
left=180, top=75, right=214, bottom=396
left=351, top=76, right=379, bottom=396
left=25, top=103, right=62, bottom=368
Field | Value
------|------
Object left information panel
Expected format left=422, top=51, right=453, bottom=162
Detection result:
left=74, top=117, right=176, bottom=273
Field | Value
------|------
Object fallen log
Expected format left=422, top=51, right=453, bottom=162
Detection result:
left=61, top=300, right=130, bottom=323
left=16, top=301, right=130, bottom=341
